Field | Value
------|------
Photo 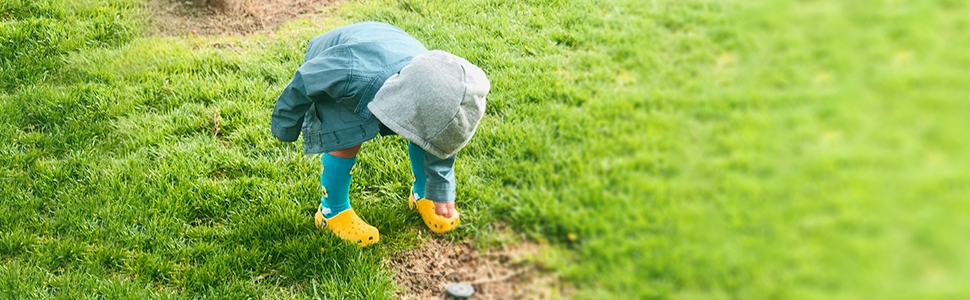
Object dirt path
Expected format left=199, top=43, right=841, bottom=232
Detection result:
left=388, top=235, right=572, bottom=300
left=144, top=0, right=337, bottom=36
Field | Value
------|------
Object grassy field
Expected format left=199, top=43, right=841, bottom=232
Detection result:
left=2, top=0, right=970, bottom=299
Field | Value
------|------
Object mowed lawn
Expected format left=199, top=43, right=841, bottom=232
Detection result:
left=2, top=0, right=969, bottom=299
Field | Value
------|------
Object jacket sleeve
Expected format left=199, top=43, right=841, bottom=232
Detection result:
left=271, top=46, right=355, bottom=142
left=424, top=153, right=457, bottom=203
left=271, top=72, right=313, bottom=142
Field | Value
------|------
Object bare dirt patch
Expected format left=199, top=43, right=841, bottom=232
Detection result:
left=387, top=235, right=572, bottom=300
left=145, top=0, right=337, bottom=36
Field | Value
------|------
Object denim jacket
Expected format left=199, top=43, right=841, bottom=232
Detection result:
left=271, top=22, right=427, bottom=153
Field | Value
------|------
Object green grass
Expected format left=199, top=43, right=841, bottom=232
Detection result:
left=2, top=0, right=969, bottom=299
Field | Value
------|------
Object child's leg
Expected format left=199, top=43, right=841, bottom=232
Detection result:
left=320, top=144, right=361, bottom=218
left=407, top=142, right=460, bottom=233
left=408, top=142, right=427, bottom=199
left=408, top=141, right=456, bottom=203
left=316, top=143, right=379, bottom=246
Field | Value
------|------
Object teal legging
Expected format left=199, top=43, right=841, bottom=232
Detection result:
left=319, top=153, right=355, bottom=218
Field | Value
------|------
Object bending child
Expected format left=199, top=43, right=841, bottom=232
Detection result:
left=271, top=22, right=490, bottom=247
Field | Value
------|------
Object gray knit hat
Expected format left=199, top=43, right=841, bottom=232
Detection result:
left=368, top=50, right=490, bottom=158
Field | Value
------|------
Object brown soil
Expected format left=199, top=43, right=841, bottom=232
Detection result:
left=144, top=0, right=337, bottom=36
left=387, top=235, right=572, bottom=300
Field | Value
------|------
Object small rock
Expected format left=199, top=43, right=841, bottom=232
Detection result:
left=446, top=283, right=475, bottom=299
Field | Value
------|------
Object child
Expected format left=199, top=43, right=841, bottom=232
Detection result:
left=271, top=22, right=490, bottom=247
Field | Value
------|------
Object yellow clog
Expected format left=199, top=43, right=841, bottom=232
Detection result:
left=314, top=206, right=379, bottom=247
left=409, top=193, right=460, bottom=234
